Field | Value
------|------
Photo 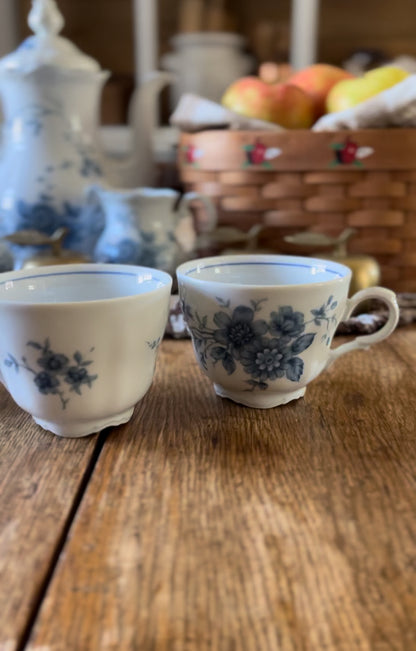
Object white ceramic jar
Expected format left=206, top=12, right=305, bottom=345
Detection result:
left=161, top=32, right=255, bottom=110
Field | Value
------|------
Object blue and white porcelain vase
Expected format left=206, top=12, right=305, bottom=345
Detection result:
left=0, top=0, right=110, bottom=267
left=0, top=0, right=174, bottom=269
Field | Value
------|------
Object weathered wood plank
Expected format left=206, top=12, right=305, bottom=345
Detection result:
left=385, top=322, right=416, bottom=365
left=0, top=389, right=99, bottom=651
left=27, top=334, right=416, bottom=650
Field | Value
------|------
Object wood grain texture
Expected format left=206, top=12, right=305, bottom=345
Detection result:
left=179, top=130, right=416, bottom=172
left=0, top=389, right=98, bottom=651
left=27, top=330, right=416, bottom=650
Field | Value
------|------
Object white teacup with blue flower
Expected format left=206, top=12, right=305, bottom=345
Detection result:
left=176, top=254, right=399, bottom=408
left=0, top=263, right=172, bottom=436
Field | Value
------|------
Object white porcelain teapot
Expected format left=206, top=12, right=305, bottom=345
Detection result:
left=0, top=0, right=172, bottom=268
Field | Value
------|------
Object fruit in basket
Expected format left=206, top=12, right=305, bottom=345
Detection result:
left=287, top=63, right=355, bottom=119
left=221, top=75, right=315, bottom=129
left=326, top=65, right=410, bottom=113
left=257, top=61, right=294, bottom=84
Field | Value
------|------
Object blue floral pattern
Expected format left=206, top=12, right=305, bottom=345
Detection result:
left=139, top=231, right=171, bottom=268
left=181, top=295, right=338, bottom=391
left=3, top=198, right=105, bottom=259
left=95, top=237, right=142, bottom=265
left=147, top=336, right=162, bottom=350
left=4, top=338, right=98, bottom=409
left=15, top=102, right=103, bottom=178
left=16, top=199, right=58, bottom=233
left=0, top=99, right=105, bottom=262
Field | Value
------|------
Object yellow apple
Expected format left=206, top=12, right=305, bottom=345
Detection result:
left=221, top=76, right=315, bottom=129
left=326, top=65, right=410, bottom=113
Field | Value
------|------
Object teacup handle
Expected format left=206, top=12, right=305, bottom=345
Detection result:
left=182, top=191, right=218, bottom=233
left=326, top=286, right=400, bottom=369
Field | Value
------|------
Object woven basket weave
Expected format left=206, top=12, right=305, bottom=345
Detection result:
left=179, top=128, right=416, bottom=292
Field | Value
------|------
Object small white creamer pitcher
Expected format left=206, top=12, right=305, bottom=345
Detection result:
left=92, top=186, right=217, bottom=273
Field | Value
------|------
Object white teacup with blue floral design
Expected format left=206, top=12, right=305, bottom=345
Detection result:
left=176, top=254, right=399, bottom=408
left=0, top=263, right=172, bottom=437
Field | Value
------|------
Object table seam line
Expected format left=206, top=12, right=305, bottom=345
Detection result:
left=16, top=428, right=110, bottom=651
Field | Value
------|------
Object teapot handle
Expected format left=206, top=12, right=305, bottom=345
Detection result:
left=181, top=191, right=218, bottom=233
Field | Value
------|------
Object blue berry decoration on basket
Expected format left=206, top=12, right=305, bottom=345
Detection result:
left=181, top=296, right=338, bottom=391
left=4, top=338, right=98, bottom=409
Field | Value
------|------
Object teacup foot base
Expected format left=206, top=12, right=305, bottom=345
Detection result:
left=213, top=384, right=306, bottom=409
left=33, top=406, right=135, bottom=438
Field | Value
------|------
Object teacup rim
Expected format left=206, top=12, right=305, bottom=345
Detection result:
left=176, top=254, right=352, bottom=289
left=0, top=262, right=173, bottom=306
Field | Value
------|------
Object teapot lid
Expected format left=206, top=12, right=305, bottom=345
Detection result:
left=0, top=0, right=101, bottom=74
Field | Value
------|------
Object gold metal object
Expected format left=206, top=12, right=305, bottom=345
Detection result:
left=3, top=227, right=89, bottom=268
left=196, top=224, right=273, bottom=255
left=284, top=228, right=381, bottom=295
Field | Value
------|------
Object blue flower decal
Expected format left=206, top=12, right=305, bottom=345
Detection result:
left=37, top=350, right=69, bottom=373
left=64, top=365, right=93, bottom=393
left=80, top=156, right=103, bottom=178
left=147, top=336, right=162, bottom=351
left=16, top=200, right=58, bottom=233
left=269, top=306, right=305, bottom=339
left=213, top=306, right=268, bottom=357
left=4, top=338, right=97, bottom=409
left=34, top=370, right=61, bottom=395
left=311, top=295, right=338, bottom=324
left=181, top=295, right=338, bottom=392
left=240, top=337, right=294, bottom=381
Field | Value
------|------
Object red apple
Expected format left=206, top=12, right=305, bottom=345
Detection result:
left=288, top=63, right=355, bottom=119
left=221, top=76, right=315, bottom=129
left=271, top=83, right=316, bottom=129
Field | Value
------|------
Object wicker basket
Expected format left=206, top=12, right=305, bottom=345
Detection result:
left=179, top=128, right=416, bottom=292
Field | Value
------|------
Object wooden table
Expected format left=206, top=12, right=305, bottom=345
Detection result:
left=1, top=326, right=416, bottom=651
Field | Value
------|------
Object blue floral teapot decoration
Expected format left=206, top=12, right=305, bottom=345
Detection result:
left=0, top=0, right=172, bottom=268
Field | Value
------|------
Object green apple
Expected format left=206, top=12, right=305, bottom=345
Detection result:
left=326, top=65, right=410, bottom=113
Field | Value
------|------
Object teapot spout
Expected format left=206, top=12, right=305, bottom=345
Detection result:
left=103, top=70, right=174, bottom=189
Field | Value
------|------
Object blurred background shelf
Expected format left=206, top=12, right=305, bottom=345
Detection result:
left=4, top=0, right=414, bottom=124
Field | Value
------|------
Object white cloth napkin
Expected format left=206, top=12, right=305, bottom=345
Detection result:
left=169, top=93, right=284, bottom=132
